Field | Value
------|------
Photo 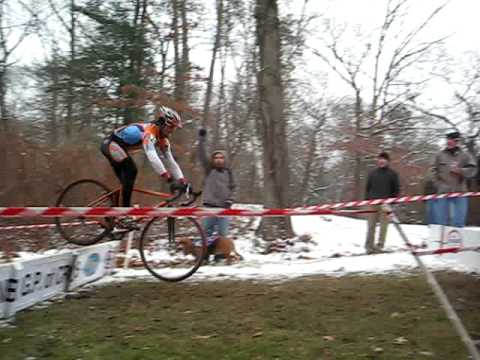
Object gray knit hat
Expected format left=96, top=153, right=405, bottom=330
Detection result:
left=211, top=150, right=226, bottom=158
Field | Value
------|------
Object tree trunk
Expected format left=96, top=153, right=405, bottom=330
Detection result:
left=353, top=89, right=364, bottom=200
left=123, top=0, right=148, bottom=124
left=180, top=0, right=190, bottom=101
left=49, top=61, right=60, bottom=146
left=216, top=47, right=227, bottom=150
left=202, top=0, right=224, bottom=128
left=0, top=68, right=7, bottom=123
left=66, top=0, right=76, bottom=138
left=173, top=0, right=190, bottom=102
left=172, top=0, right=182, bottom=100
left=255, top=0, right=293, bottom=241
left=0, top=1, right=7, bottom=125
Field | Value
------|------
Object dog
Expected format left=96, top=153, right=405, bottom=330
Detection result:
left=177, top=236, right=243, bottom=264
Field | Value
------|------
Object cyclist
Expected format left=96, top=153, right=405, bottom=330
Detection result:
left=100, top=106, right=190, bottom=211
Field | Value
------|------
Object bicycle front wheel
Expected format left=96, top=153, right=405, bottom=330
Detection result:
left=55, top=179, right=116, bottom=245
left=139, top=216, right=207, bottom=282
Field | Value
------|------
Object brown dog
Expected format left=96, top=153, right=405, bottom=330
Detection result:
left=177, top=236, right=243, bottom=264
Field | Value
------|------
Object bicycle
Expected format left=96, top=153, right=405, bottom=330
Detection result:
left=55, top=179, right=207, bottom=282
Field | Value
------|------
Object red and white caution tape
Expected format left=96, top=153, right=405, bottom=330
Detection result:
left=413, top=245, right=480, bottom=256
left=0, top=206, right=336, bottom=218
left=0, top=191, right=479, bottom=218
left=0, top=209, right=377, bottom=230
left=309, top=191, right=480, bottom=210
left=0, top=221, right=97, bottom=231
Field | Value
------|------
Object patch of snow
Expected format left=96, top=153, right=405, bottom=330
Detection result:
left=105, top=213, right=480, bottom=283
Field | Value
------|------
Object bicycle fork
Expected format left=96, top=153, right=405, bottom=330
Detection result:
left=167, top=217, right=176, bottom=250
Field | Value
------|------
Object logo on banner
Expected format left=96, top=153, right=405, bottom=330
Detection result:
left=445, top=229, right=463, bottom=247
left=83, top=253, right=101, bottom=276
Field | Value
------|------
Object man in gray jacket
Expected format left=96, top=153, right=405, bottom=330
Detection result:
left=431, top=131, right=477, bottom=227
left=197, top=128, right=236, bottom=243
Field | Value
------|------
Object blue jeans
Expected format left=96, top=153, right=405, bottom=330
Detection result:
left=425, top=200, right=434, bottom=225
left=202, top=216, right=230, bottom=237
left=430, top=198, right=469, bottom=227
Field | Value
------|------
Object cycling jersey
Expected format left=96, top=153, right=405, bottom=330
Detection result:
left=108, top=122, right=184, bottom=181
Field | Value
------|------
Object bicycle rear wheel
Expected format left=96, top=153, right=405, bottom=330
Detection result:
left=55, top=179, right=116, bottom=245
left=139, top=216, right=207, bottom=282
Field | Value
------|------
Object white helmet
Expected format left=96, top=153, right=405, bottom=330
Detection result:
left=155, top=106, right=182, bottom=128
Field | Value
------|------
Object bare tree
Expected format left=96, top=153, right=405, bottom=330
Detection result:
left=311, top=0, right=447, bottom=199
left=45, top=0, right=78, bottom=137
left=0, top=0, right=36, bottom=127
left=255, top=0, right=293, bottom=240
left=202, top=0, right=224, bottom=128
left=409, top=52, right=480, bottom=154
left=172, top=0, right=192, bottom=103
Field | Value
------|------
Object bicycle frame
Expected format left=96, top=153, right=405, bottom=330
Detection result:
left=85, top=186, right=173, bottom=208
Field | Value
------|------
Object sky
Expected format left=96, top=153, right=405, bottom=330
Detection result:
left=13, top=1, right=480, bottom=65
left=298, top=0, right=480, bottom=102
left=304, top=0, right=480, bottom=53
left=8, top=0, right=480, bottom=126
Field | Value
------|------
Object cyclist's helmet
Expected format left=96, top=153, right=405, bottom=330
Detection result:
left=155, top=106, right=183, bottom=129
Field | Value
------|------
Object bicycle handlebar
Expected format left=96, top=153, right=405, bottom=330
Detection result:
left=165, top=188, right=202, bottom=207
left=180, top=191, right=202, bottom=207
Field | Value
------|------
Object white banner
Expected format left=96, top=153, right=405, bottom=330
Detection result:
left=0, top=263, right=14, bottom=318
left=68, top=241, right=120, bottom=290
left=7, top=253, right=73, bottom=315
left=428, top=225, right=480, bottom=272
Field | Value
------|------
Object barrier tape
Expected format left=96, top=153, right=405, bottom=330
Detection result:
left=414, top=245, right=480, bottom=256
left=0, top=206, right=336, bottom=218
left=0, top=191, right=479, bottom=218
left=0, top=209, right=380, bottom=230
left=0, top=221, right=97, bottom=231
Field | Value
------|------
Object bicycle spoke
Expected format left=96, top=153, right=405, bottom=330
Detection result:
left=55, top=179, right=115, bottom=245
left=139, top=217, right=207, bottom=282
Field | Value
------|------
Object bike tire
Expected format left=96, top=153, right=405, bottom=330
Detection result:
left=55, top=179, right=116, bottom=245
left=139, top=216, right=207, bottom=282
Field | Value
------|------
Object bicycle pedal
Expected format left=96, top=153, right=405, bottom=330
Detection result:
left=112, top=227, right=134, bottom=235
left=116, top=220, right=140, bottom=231
left=110, top=232, right=125, bottom=241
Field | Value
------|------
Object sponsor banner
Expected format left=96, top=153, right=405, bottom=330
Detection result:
left=68, top=241, right=120, bottom=290
left=0, top=263, right=14, bottom=318
left=428, top=225, right=464, bottom=248
left=428, top=225, right=480, bottom=272
left=7, top=253, right=73, bottom=316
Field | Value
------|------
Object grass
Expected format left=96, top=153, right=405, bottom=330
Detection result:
left=0, top=272, right=479, bottom=360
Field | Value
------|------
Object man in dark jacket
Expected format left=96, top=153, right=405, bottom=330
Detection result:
left=197, top=128, right=236, bottom=248
left=365, top=151, right=400, bottom=254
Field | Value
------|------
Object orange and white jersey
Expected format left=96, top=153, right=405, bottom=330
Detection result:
left=112, top=123, right=184, bottom=180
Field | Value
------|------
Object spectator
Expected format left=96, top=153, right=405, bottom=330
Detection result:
left=430, top=131, right=478, bottom=227
left=197, top=128, right=236, bottom=260
left=365, top=151, right=400, bottom=254
left=477, top=155, right=480, bottom=189
left=423, top=169, right=437, bottom=225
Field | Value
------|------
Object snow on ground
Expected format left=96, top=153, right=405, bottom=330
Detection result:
left=104, top=212, right=480, bottom=284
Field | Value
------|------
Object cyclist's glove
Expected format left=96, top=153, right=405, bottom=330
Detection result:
left=170, top=180, right=190, bottom=194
